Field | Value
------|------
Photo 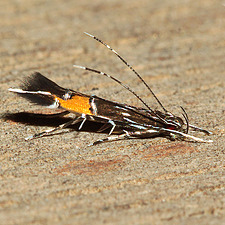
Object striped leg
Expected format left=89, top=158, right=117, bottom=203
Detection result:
left=189, top=124, right=212, bottom=135
left=89, top=129, right=159, bottom=146
left=89, top=127, right=213, bottom=146
left=25, top=116, right=84, bottom=140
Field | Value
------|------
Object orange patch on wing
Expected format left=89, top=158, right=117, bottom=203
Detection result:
left=56, top=95, right=93, bottom=115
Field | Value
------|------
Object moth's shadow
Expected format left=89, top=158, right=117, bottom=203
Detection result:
left=3, top=112, right=111, bottom=134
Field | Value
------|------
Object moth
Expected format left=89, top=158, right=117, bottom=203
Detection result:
left=8, top=32, right=212, bottom=145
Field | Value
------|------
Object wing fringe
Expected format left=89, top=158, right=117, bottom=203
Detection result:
left=9, top=72, right=66, bottom=107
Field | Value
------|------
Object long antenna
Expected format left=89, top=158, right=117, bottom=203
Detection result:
left=73, top=65, right=167, bottom=124
left=84, top=32, right=168, bottom=113
left=180, top=106, right=189, bottom=134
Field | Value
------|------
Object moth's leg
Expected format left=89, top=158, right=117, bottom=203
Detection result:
left=89, top=129, right=159, bottom=146
left=84, top=115, right=117, bottom=134
left=97, top=123, right=112, bottom=133
left=161, top=128, right=213, bottom=143
left=189, top=124, right=212, bottom=135
left=78, top=114, right=87, bottom=130
left=108, top=120, right=116, bottom=135
left=25, top=116, right=84, bottom=140
left=89, top=133, right=129, bottom=146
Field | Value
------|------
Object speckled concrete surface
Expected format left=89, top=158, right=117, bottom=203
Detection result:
left=0, top=0, right=224, bottom=224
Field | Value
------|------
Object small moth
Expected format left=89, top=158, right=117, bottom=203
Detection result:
left=8, top=33, right=212, bottom=145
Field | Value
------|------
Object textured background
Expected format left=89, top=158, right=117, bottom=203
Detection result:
left=0, top=0, right=224, bottom=224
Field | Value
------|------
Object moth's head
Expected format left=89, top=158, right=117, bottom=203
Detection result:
left=156, top=111, right=185, bottom=132
left=166, top=112, right=185, bottom=130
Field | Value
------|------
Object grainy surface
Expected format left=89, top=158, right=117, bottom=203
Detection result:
left=0, top=0, right=224, bottom=224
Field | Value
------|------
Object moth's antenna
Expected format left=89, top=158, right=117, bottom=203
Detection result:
left=73, top=65, right=168, bottom=124
left=84, top=32, right=168, bottom=113
left=180, top=106, right=189, bottom=134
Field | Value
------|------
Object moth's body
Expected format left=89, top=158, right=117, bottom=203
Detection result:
left=8, top=33, right=212, bottom=145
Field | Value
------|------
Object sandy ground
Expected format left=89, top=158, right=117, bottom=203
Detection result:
left=0, top=0, right=224, bottom=224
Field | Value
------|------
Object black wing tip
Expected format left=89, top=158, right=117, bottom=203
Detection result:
left=20, top=72, right=67, bottom=97
left=21, top=72, right=56, bottom=90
